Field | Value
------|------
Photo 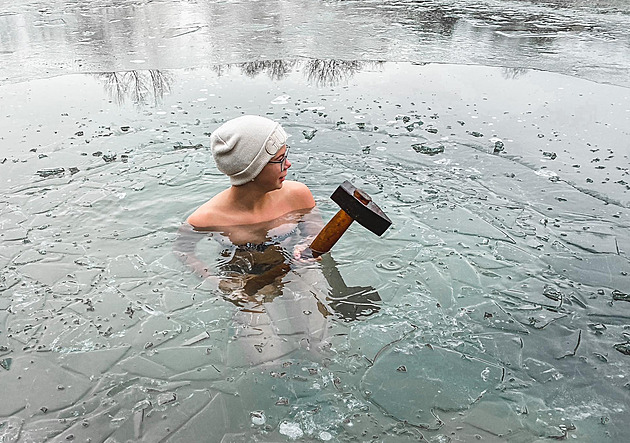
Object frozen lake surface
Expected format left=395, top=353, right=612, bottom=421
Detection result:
left=1, top=0, right=630, bottom=86
left=1, top=1, right=630, bottom=442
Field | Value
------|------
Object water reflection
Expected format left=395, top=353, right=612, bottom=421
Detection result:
left=321, top=255, right=382, bottom=321
left=226, top=59, right=385, bottom=86
left=215, top=242, right=295, bottom=312
left=235, top=59, right=298, bottom=81
left=94, top=70, right=171, bottom=105
left=174, top=218, right=381, bottom=322
left=232, top=59, right=385, bottom=86
left=94, top=59, right=386, bottom=103
left=502, top=66, right=530, bottom=79
left=303, top=59, right=383, bottom=87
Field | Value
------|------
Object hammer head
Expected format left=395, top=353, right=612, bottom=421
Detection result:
left=331, top=181, right=392, bottom=236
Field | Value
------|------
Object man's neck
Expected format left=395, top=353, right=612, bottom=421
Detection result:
left=227, top=183, right=275, bottom=213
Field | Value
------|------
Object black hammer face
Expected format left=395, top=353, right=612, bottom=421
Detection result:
left=331, top=181, right=392, bottom=236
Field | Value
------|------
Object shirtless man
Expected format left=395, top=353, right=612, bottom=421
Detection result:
left=176, top=116, right=378, bottom=366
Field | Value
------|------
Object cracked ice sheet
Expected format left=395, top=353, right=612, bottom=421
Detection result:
left=542, top=253, right=630, bottom=289
left=17, top=260, right=79, bottom=287
left=0, top=55, right=629, bottom=442
left=413, top=204, right=517, bottom=244
left=0, top=355, right=92, bottom=417
left=362, top=342, right=503, bottom=428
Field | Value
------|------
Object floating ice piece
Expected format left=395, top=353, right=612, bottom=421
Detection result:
left=36, top=168, right=65, bottom=177
left=534, top=169, right=557, bottom=178
left=157, top=392, right=177, bottom=406
left=433, top=158, right=451, bottom=165
left=412, top=143, right=444, bottom=155
left=302, top=129, right=317, bottom=140
left=183, top=331, right=211, bottom=346
left=279, top=421, right=304, bottom=439
left=319, top=431, right=333, bottom=441
left=271, top=95, right=290, bottom=104
left=250, top=410, right=266, bottom=426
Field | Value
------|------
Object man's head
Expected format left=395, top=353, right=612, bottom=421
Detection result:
left=210, top=115, right=287, bottom=185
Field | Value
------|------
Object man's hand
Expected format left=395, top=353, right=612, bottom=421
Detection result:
left=293, top=241, right=321, bottom=263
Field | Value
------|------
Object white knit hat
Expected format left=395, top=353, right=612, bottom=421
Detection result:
left=210, top=115, right=287, bottom=186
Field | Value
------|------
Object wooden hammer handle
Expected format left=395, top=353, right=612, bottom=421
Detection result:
left=309, top=209, right=354, bottom=257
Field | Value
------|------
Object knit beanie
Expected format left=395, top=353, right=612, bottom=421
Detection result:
left=210, top=115, right=287, bottom=186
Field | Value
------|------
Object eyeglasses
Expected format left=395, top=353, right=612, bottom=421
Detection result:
left=268, top=145, right=290, bottom=171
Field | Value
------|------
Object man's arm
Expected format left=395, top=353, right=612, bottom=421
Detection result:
left=173, top=223, right=220, bottom=283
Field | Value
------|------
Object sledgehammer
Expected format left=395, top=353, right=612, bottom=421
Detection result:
left=309, top=181, right=392, bottom=258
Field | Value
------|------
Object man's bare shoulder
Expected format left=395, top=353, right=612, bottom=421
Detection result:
left=186, top=191, right=234, bottom=230
left=282, top=180, right=316, bottom=208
